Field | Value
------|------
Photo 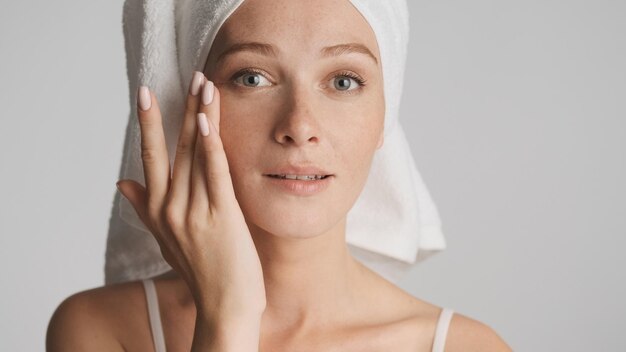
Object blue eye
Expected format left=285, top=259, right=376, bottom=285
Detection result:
left=331, top=72, right=367, bottom=95
left=231, top=68, right=367, bottom=94
left=233, top=69, right=271, bottom=87
left=333, top=74, right=365, bottom=92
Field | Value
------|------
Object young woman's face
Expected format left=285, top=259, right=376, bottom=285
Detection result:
left=203, top=0, right=385, bottom=239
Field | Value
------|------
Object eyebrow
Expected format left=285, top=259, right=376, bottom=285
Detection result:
left=215, top=42, right=379, bottom=65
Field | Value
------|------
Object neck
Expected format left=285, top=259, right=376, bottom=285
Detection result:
left=248, top=218, right=366, bottom=331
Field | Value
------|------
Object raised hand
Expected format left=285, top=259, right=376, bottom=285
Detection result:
left=116, top=72, right=267, bottom=322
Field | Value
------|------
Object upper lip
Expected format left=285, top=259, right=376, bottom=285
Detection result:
left=263, top=165, right=333, bottom=176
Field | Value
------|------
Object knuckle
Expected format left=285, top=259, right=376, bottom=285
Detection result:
left=186, top=211, right=208, bottom=234
left=138, top=113, right=155, bottom=126
left=176, top=138, right=193, bottom=157
left=193, top=148, right=206, bottom=166
left=138, top=121, right=160, bottom=136
left=185, top=102, right=198, bottom=117
left=164, top=206, right=183, bottom=230
left=207, top=169, right=231, bottom=183
left=141, top=147, right=159, bottom=163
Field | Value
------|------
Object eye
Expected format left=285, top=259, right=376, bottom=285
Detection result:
left=331, top=71, right=367, bottom=94
left=232, top=68, right=272, bottom=88
left=230, top=68, right=367, bottom=95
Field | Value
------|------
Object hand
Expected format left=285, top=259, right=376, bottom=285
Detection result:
left=116, top=72, right=267, bottom=319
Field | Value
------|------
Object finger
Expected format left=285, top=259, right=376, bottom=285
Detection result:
left=116, top=180, right=149, bottom=229
left=117, top=180, right=174, bottom=266
left=136, top=86, right=170, bottom=217
left=189, top=122, right=210, bottom=216
left=196, top=85, right=238, bottom=213
left=188, top=80, right=215, bottom=214
left=169, top=72, right=206, bottom=212
left=199, top=80, right=219, bottom=134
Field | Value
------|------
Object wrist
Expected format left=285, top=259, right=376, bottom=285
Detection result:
left=195, top=297, right=266, bottom=324
left=193, top=313, right=263, bottom=352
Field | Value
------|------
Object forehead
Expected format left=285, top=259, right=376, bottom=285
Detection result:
left=209, top=0, right=380, bottom=62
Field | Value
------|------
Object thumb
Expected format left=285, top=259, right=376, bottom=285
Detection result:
left=116, top=179, right=149, bottom=226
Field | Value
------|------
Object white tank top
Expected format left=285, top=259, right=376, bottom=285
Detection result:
left=142, top=279, right=454, bottom=352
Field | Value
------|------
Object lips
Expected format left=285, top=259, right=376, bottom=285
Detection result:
left=262, top=164, right=334, bottom=196
left=266, top=174, right=330, bottom=180
left=263, top=165, right=334, bottom=178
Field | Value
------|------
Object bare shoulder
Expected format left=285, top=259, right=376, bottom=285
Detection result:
left=445, top=312, right=513, bottom=352
left=354, top=264, right=512, bottom=351
left=46, top=280, right=147, bottom=352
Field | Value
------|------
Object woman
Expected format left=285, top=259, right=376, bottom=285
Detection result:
left=47, top=0, right=512, bottom=350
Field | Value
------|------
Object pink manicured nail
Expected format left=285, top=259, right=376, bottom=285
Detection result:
left=197, top=113, right=210, bottom=137
left=189, top=71, right=204, bottom=96
left=202, top=80, right=215, bottom=105
left=138, top=86, right=151, bottom=111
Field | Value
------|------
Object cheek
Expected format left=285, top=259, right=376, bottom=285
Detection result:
left=326, top=112, right=383, bottom=203
left=333, top=98, right=384, bottom=154
left=218, top=91, right=280, bottom=146
left=218, top=109, right=262, bottom=190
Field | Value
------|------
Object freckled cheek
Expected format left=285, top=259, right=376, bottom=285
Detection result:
left=220, top=95, right=276, bottom=133
left=218, top=110, right=268, bottom=188
left=333, top=130, right=377, bottom=175
left=220, top=92, right=268, bottom=134
left=338, top=110, right=383, bottom=180
left=220, top=117, right=259, bottom=156
left=340, top=107, right=383, bottom=146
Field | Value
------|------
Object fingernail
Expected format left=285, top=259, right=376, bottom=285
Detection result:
left=189, top=71, right=204, bottom=96
left=115, top=182, right=121, bottom=191
left=202, top=80, right=215, bottom=105
left=138, top=86, right=151, bottom=111
left=197, top=113, right=210, bottom=137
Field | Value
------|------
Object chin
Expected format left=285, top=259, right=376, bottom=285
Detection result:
left=241, top=197, right=344, bottom=240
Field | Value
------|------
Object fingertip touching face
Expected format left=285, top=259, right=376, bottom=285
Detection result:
left=203, top=0, right=385, bottom=239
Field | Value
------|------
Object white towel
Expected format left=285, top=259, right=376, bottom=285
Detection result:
left=106, top=0, right=446, bottom=285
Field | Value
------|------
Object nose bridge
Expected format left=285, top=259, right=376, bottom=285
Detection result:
left=273, top=81, right=321, bottom=146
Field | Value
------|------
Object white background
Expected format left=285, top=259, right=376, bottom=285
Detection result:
left=1, top=0, right=624, bottom=350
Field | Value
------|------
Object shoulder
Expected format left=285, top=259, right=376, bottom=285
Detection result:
left=46, top=280, right=147, bottom=352
left=444, top=311, right=512, bottom=352
left=354, top=267, right=512, bottom=351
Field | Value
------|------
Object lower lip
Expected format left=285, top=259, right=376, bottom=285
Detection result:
left=264, top=175, right=333, bottom=195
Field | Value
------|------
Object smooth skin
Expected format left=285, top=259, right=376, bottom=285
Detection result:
left=47, top=0, right=512, bottom=351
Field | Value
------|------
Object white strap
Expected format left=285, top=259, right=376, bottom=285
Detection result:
left=142, top=279, right=167, bottom=352
left=431, top=308, right=454, bottom=352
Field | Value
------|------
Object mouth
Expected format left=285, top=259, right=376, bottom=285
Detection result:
left=263, top=173, right=334, bottom=195
left=265, top=174, right=332, bottom=180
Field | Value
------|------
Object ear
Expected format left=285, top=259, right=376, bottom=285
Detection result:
left=376, top=130, right=384, bottom=150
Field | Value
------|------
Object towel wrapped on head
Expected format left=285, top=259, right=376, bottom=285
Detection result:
left=106, top=0, right=446, bottom=285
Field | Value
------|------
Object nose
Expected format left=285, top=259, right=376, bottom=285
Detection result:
left=272, top=86, right=321, bottom=147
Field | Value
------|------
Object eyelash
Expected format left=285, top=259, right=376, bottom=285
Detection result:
left=230, top=67, right=368, bottom=95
